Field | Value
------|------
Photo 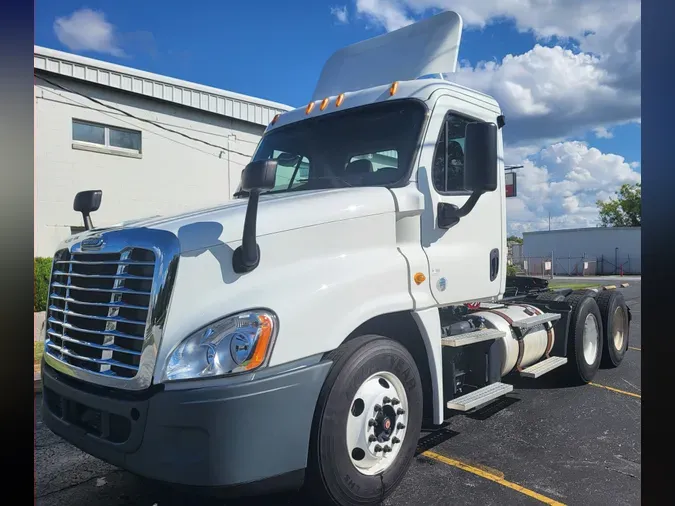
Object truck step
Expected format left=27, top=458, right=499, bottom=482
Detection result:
left=512, top=312, right=561, bottom=330
left=446, top=382, right=513, bottom=411
left=441, top=328, right=506, bottom=347
left=473, top=302, right=506, bottom=309
left=520, top=356, right=568, bottom=378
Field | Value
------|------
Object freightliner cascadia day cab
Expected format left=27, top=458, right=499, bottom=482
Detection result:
left=41, top=11, right=631, bottom=506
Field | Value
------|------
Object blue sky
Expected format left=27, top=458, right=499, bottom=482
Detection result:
left=36, top=1, right=548, bottom=106
left=35, top=0, right=641, bottom=234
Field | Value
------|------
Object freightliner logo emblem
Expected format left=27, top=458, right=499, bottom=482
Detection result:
left=81, top=235, right=105, bottom=250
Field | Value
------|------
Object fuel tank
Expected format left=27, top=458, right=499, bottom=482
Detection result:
left=471, top=304, right=555, bottom=376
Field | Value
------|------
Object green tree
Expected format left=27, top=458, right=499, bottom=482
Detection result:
left=507, top=235, right=523, bottom=244
left=596, top=183, right=641, bottom=227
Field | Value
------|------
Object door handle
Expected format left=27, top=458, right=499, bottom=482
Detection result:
left=489, top=248, right=499, bottom=281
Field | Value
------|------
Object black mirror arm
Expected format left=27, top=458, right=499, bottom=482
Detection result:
left=82, top=212, right=94, bottom=231
left=454, top=190, right=483, bottom=218
left=437, top=190, right=485, bottom=229
left=232, top=190, right=262, bottom=273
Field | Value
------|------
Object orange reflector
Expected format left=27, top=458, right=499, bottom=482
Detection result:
left=414, top=272, right=426, bottom=285
left=306, top=102, right=315, bottom=114
left=320, top=97, right=330, bottom=110
left=245, top=314, right=274, bottom=371
left=271, top=113, right=280, bottom=125
left=390, top=81, right=399, bottom=96
left=336, top=93, right=345, bottom=107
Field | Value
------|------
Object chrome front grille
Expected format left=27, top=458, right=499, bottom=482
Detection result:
left=45, top=248, right=156, bottom=379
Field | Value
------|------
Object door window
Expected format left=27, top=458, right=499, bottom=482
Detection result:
left=432, top=113, right=475, bottom=193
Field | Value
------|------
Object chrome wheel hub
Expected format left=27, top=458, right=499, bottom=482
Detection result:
left=346, top=371, right=408, bottom=475
left=583, top=313, right=600, bottom=365
left=612, top=306, right=626, bottom=351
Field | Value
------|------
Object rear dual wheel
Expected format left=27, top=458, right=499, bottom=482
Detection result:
left=596, top=290, right=630, bottom=368
left=306, top=335, right=423, bottom=506
left=565, top=293, right=603, bottom=384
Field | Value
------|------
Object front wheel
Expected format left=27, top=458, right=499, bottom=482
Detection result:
left=305, top=335, right=423, bottom=506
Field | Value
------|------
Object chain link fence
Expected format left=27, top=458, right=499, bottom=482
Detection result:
left=509, top=254, right=640, bottom=276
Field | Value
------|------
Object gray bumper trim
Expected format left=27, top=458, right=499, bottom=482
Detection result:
left=41, top=358, right=332, bottom=489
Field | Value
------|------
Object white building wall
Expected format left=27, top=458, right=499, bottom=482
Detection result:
left=523, top=227, right=641, bottom=275
left=34, top=76, right=268, bottom=257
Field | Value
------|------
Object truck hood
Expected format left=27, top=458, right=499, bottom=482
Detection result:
left=88, top=187, right=397, bottom=253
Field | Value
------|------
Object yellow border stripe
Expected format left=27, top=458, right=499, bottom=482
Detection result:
left=628, top=346, right=641, bottom=351
left=589, top=382, right=641, bottom=399
left=421, top=451, right=566, bottom=506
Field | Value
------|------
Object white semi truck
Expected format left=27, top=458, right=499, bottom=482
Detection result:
left=41, top=11, right=631, bottom=506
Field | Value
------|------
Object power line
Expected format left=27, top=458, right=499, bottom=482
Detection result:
left=37, top=85, right=249, bottom=163
left=34, top=72, right=254, bottom=159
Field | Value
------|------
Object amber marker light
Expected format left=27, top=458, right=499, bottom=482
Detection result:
left=244, top=314, right=275, bottom=371
left=335, top=93, right=345, bottom=107
left=414, top=272, right=426, bottom=285
left=306, top=102, right=315, bottom=114
left=320, top=97, right=330, bottom=110
left=390, top=81, right=399, bottom=96
left=270, top=114, right=280, bottom=125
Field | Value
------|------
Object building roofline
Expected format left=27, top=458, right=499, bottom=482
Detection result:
left=523, top=227, right=641, bottom=235
left=34, top=45, right=293, bottom=127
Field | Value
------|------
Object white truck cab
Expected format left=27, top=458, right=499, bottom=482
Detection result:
left=41, top=11, right=631, bottom=505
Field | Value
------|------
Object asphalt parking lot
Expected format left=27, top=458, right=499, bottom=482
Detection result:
left=35, top=279, right=641, bottom=506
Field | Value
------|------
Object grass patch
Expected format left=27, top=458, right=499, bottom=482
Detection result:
left=34, top=341, right=44, bottom=367
left=549, top=282, right=600, bottom=290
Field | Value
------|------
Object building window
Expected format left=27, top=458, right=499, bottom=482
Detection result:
left=72, top=119, right=142, bottom=155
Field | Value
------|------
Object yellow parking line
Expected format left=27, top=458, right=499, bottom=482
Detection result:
left=589, top=382, right=641, bottom=399
left=422, top=450, right=566, bottom=506
left=628, top=346, right=641, bottom=351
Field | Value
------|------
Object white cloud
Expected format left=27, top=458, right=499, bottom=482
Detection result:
left=349, top=1, right=640, bottom=147
left=354, top=0, right=639, bottom=41
left=54, top=9, right=125, bottom=57
left=331, top=6, right=350, bottom=24
left=451, top=43, right=639, bottom=145
left=355, top=0, right=414, bottom=31
left=594, top=127, right=614, bottom=139
left=505, top=141, right=640, bottom=234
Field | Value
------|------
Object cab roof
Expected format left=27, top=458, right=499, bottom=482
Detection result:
left=266, top=78, right=501, bottom=133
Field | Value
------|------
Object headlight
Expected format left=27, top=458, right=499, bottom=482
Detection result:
left=163, top=310, right=277, bottom=382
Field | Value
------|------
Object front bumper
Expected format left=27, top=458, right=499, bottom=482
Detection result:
left=41, top=358, right=332, bottom=492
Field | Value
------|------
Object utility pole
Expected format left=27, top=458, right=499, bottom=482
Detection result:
left=548, top=212, right=551, bottom=231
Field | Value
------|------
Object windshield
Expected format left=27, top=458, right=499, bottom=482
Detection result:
left=246, top=100, right=426, bottom=195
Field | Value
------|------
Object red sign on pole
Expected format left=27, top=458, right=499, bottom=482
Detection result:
left=505, top=171, right=517, bottom=198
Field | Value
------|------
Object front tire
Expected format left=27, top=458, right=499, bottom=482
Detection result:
left=305, top=335, right=423, bottom=506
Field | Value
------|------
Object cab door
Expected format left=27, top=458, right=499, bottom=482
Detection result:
left=417, top=94, right=506, bottom=305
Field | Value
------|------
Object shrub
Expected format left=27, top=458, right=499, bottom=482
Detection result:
left=506, top=263, right=518, bottom=277
left=34, top=257, right=52, bottom=312
left=34, top=341, right=45, bottom=365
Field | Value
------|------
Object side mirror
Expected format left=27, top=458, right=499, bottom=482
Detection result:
left=232, top=160, right=278, bottom=274
left=73, top=190, right=102, bottom=230
left=240, top=159, right=278, bottom=192
left=437, top=122, right=498, bottom=229
left=464, top=122, right=498, bottom=192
